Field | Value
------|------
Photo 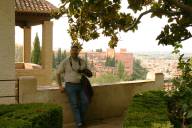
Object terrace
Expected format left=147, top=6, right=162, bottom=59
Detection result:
left=1, top=73, right=164, bottom=127
left=0, top=0, right=166, bottom=127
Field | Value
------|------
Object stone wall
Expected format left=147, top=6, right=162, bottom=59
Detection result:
left=16, top=69, right=51, bottom=85
left=18, top=73, right=164, bottom=126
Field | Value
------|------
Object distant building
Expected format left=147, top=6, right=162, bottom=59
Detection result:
left=106, top=48, right=115, bottom=58
left=115, top=49, right=133, bottom=75
left=80, top=48, right=133, bottom=76
left=135, top=54, right=180, bottom=79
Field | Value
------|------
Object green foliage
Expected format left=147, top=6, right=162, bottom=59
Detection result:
left=90, top=73, right=120, bottom=84
left=0, top=118, right=31, bottom=128
left=56, top=48, right=62, bottom=66
left=123, top=91, right=173, bottom=128
left=167, top=54, right=192, bottom=127
left=61, top=50, right=67, bottom=61
left=53, top=48, right=68, bottom=69
left=129, top=59, right=148, bottom=80
left=31, top=33, right=41, bottom=65
left=54, top=0, right=192, bottom=50
left=117, top=61, right=128, bottom=80
left=105, top=57, right=116, bottom=67
left=128, top=0, right=153, bottom=12
left=91, top=61, right=129, bottom=84
left=0, top=103, right=63, bottom=128
left=54, top=0, right=135, bottom=48
left=84, top=52, right=88, bottom=65
left=52, top=49, right=68, bottom=82
left=96, top=48, right=103, bottom=52
left=52, top=51, right=57, bottom=69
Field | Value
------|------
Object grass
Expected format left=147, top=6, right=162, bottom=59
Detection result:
left=123, top=91, right=173, bottom=128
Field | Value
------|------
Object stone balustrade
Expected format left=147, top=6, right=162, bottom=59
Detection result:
left=17, top=73, right=164, bottom=125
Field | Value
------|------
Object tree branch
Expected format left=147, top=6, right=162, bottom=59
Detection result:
left=153, top=9, right=182, bottom=16
left=180, top=35, right=192, bottom=41
left=126, top=9, right=181, bottom=31
left=126, top=9, right=153, bottom=31
left=169, top=0, right=192, bottom=14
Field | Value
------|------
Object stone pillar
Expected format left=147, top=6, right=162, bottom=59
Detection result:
left=23, top=27, right=31, bottom=63
left=155, top=73, right=164, bottom=89
left=19, top=76, right=37, bottom=103
left=0, top=0, right=15, bottom=79
left=41, top=21, right=53, bottom=84
left=0, top=0, right=16, bottom=103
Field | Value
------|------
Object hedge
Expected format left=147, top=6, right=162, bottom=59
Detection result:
left=0, top=103, right=63, bottom=128
left=123, top=91, right=173, bottom=128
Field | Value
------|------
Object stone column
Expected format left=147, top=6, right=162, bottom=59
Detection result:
left=23, top=27, right=31, bottom=63
left=0, top=0, right=15, bottom=79
left=41, top=21, right=53, bottom=84
left=155, top=73, right=164, bottom=89
left=0, top=0, right=16, bottom=104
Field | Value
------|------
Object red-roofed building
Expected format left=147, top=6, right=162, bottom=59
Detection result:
left=80, top=48, right=133, bottom=77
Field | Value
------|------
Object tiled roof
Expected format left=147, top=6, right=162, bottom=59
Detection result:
left=15, top=0, right=57, bottom=14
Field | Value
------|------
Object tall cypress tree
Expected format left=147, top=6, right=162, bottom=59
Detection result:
left=61, top=50, right=67, bottom=60
left=105, top=57, right=115, bottom=67
left=130, top=59, right=148, bottom=80
left=84, top=53, right=88, bottom=64
left=56, top=48, right=62, bottom=66
left=52, top=51, right=56, bottom=69
left=117, top=61, right=126, bottom=80
left=31, top=33, right=41, bottom=64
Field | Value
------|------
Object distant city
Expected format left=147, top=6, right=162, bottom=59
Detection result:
left=79, top=49, right=192, bottom=80
left=15, top=42, right=192, bottom=80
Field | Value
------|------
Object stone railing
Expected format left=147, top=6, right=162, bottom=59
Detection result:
left=18, top=73, right=164, bottom=125
left=15, top=62, right=51, bottom=85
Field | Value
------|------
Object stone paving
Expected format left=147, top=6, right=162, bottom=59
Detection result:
left=64, top=116, right=123, bottom=128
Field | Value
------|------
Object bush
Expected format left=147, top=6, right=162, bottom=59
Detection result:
left=123, top=91, right=173, bottom=128
left=167, top=55, right=192, bottom=128
left=0, top=103, right=63, bottom=128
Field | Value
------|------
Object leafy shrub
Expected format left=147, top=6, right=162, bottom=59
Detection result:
left=123, top=91, right=173, bottom=128
left=167, top=55, right=192, bottom=128
left=0, top=103, right=63, bottom=128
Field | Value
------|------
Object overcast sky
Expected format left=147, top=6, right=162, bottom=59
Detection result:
left=15, top=0, right=192, bottom=53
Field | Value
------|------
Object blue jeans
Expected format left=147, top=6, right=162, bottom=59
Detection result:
left=65, top=83, right=89, bottom=126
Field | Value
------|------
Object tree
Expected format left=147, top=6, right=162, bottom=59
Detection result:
left=90, top=72, right=120, bottom=84
left=130, top=59, right=148, bottom=80
left=54, top=0, right=192, bottom=50
left=53, top=1, right=192, bottom=127
left=84, top=52, right=88, bottom=65
left=54, top=49, right=68, bottom=67
left=52, top=51, right=57, bottom=69
left=56, top=48, right=62, bottom=66
left=117, top=61, right=128, bottom=80
left=61, top=50, right=67, bottom=60
left=167, top=55, right=192, bottom=128
left=31, top=33, right=41, bottom=64
left=105, top=57, right=116, bottom=67
left=96, top=48, right=103, bottom=52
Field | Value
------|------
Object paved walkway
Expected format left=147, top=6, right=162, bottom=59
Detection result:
left=64, top=116, right=123, bottom=128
